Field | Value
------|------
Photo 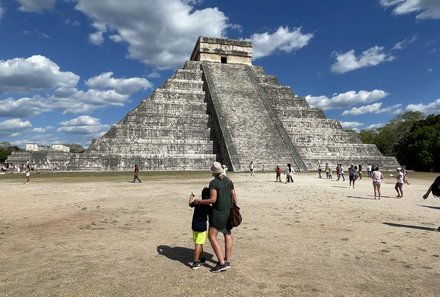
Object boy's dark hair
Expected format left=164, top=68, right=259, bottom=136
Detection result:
left=201, top=187, right=210, bottom=200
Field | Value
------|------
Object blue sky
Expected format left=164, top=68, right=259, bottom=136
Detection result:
left=0, top=0, right=439, bottom=148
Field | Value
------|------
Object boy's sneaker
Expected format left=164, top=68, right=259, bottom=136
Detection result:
left=210, top=262, right=228, bottom=273
left=191, top=261, right=203, bottom=270
left=200, top=257, right=206, bottom=264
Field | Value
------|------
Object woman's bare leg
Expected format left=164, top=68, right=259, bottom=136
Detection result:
left=208, top=227, right=225, bottom=265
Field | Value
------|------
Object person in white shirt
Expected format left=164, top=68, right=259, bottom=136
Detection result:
left=371, top=167, right=384, bottom=200
left=392, top=167, right=404, bottom=198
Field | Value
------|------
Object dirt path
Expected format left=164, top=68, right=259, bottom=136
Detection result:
left=1, top=172, right=439, bottom=296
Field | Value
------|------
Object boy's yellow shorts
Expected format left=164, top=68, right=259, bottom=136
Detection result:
left=193, top=231, right=207, bottom=245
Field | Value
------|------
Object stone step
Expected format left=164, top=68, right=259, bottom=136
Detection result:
left=162, top=79, right=204, bottom=91
left=173, top=69, right=203, bottom=81
left=108, top=127, right=212, bottom=139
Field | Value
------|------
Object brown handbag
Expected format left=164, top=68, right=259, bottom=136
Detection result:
left=227, top=202, right=242, bottom=229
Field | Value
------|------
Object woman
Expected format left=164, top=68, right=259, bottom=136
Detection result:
left=371, top=167, right=384, bottom=200
left=393, top=167, right=404, bottom=197
left=286, top=163, right=294, bottom=183
left=190, top=161, right=238, bottom=272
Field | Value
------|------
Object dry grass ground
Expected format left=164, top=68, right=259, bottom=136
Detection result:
left=1, top=170, right=439, bottom=296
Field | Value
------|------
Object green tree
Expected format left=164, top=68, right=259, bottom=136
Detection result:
left=0, top=143, right=20, bottom=163
left=64, top=144, right=85, bottom=153
left=396, top=114, right=440, bottom=171
left=358, top=111, right=425, bottom=156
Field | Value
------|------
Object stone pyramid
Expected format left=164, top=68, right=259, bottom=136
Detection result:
left=69, top=37, right=398, bottom=171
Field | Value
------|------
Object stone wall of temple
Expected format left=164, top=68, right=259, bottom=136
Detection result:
left=68, top=61, right=217, bottom=171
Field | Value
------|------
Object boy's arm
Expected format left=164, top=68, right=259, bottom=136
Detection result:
left=188, top=193, right=195, bottom=207
left=194, top=188, right=217, bottom=205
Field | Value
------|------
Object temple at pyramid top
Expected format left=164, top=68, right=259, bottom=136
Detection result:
left=190, top=37, right=253, bottom=65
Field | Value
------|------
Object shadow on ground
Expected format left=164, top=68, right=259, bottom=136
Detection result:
left=383, top=222, right=438, bottom=232
left=420, top=205, right=440, bottom=210
left=157, top=245, right=215, bottom=267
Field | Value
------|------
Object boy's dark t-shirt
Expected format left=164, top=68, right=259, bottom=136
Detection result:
left=190, top=203, right=211, bottom=232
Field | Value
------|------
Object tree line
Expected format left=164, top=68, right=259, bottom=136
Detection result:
left=358, top=111, right=439, bottom=172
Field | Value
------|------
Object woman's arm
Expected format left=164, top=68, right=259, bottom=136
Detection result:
left=193, top=188, right=217, bottom=205
left=231, top=188, right=237, bottom=205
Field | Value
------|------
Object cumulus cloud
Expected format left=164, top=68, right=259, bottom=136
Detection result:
left=379, top=0, right=440, bottom=20
left=0, top=55, right=152, bottom=115
left=406, top=98, right=440, bottom=114
left=86, top=72, right=152, bottom=95
left=0, top=96, right=52, bottom=117
left=342, top=103, right=402, bottom=116
left=58, top=115, right=109, bottom=135
left=366, top=123, right=385, bottom=130
left=331, top=46, right=395, bottom=74
left=305, top=90, right=389, bottom=110
left=0, top=118, right=32, bottom=137
left=340, top=121, right=363, bottom=130
left=75, top=0, right=229, bottom=69
left=250, top=26, right=314, bottom=60
left=0, top=55, right=79, bottom=93
left=16, top=0, right=55, bottom=12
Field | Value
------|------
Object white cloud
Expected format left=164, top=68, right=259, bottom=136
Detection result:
left=58, top=115, right=109, bottom=135
left=250, top=26, right=313, bottom=60
left=0, top=96, right=52, bottom=117
left=0, top=55, right=79, bottom=93
left=406, top=98, right=440, bottom=114
left=379, top=0, right=440, bottom=20
left=306, top=90, right=389, bottom=110
left=0, top=118, right=32, bottom=137
left=75, top=0, right=229, bottom=69
left=340, top=121, right=363, bottom=130
left=0, top=55, right=152, bottom=115
left=86, top=72, right=152, bottom=95
left=366, top=123, right=385, bottom=130
left=391, top=35, right=417, bottom=51
left=342, top=103, right=402, bottom=116
left=32, top=126, right=53, bottom=133
left=16, top=0, right=55, bottom=12
left=331, top=46, right=395, bottom=73
left=0, top=2, right=4, bottom=19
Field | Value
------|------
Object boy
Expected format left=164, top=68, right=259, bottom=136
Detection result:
left=188, top=187, right=211, bottom=269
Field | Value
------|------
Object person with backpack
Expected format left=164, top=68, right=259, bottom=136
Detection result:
left=422, top=176, right=440, bottom=231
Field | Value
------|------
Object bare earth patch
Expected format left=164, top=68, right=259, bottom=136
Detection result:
left=1, top=171, right=439, bottom=296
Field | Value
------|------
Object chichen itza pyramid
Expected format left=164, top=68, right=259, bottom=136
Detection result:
left=8, top=37, right=399, bottom=171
